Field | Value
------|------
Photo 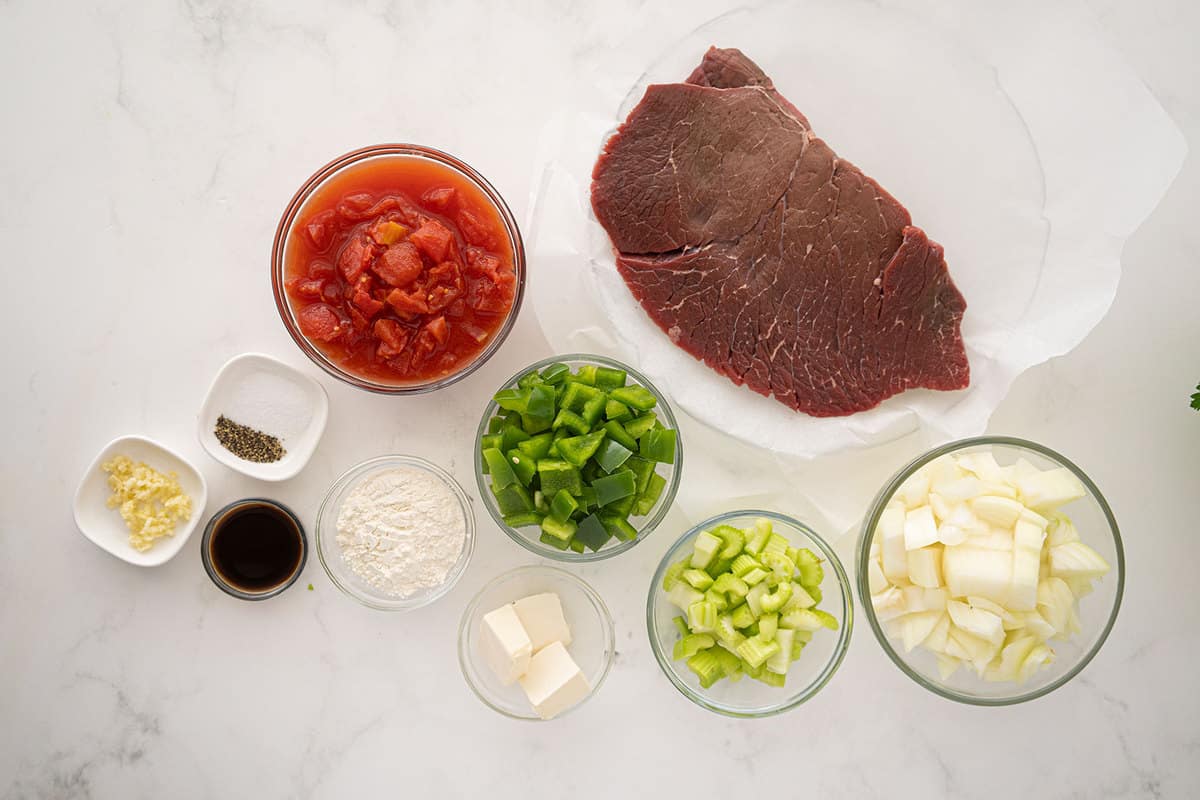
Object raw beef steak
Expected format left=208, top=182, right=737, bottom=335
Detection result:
left=591, top=47, right=969, bottom=417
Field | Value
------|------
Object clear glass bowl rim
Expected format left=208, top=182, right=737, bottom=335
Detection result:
left=473, top=353, right=684, bottom=562
left=646, top=509, right=855, bottom=718
left=315, top=454, right=476, bottom=611
left=270, top=143, right=527, bottom=395
left=456, top=564, right=616, bottom=721
left=855, top=435, right=1126, bottom=706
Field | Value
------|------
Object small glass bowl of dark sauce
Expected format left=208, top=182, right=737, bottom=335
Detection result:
left=201, top=499, right=307, bottom=600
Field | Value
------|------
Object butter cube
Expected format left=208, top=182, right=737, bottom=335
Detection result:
left=518, top=641, right=590, bottom=720
left=480, top=604, right=532, bottom=685
left=513, top=592, right=572, bottom=651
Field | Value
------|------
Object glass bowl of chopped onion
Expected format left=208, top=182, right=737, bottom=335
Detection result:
left=646, top=511, right=853, bottom=718
left=473, top=354, right=682, bottom=563
left=857, top=436, right=1125, bottom=705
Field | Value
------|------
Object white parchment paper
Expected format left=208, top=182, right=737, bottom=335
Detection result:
left=527, top=0, right=1184, bottom=534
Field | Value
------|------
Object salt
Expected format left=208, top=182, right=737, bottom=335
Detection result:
left=223, top=370, right=313, bottom=442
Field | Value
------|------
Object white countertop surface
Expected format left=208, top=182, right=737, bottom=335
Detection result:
left=3, top=0, right=1198, bottom=797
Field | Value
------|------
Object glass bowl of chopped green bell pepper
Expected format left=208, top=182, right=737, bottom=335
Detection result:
left=474, top=354, right=683, bottom=562
left=647, top=511, right=853, bottom=718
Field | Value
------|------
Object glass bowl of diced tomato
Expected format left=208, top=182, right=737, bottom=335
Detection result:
left=272, top=144, right=525, bottom=393
left=474, top=354, right=683, bottom=562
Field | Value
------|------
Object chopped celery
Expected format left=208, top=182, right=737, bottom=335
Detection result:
left=667, top=582, right=704, bottom=611
left=768, top=629, right=794, bottom=672
left=736, top=635, right=781, bottom=669
left=731, top=554, right=762, bottom=577
left=690, top=531, right=722, bottom=570
left=683, top=569, right=714, bottom=591
left=760, top=582, right=792, bottom=614
left=781, top=583, right=817, bottom=611
left=672, top=633, right=715, bottom=661
left=687, top=600, right=718, bottom=633
left=686, top=650, right=724, bottom=689
left=795, top=548, right=824, bottom=588
left=730, top=603, right=756, bottom=630
left=745, top=582, right=769, bottom=617
left=744, top=519, right=772, bottom=555
left=755, top=670, right=786, bottom=688
left=762, top=533, right=789, bottom=556
left=811, top=609, right=839, bottom=630
left=714, top=525, right=745, bottom=560
left=671, top=615, right=690, bottom=637
left=662, top=557, right=690, bottom=590
left=761, top=551, right=795, bottom=577
left=704, top=588, right=729, bottom=612
left=712, top=573, right=748, bottom=600
left=758, top=613, right=779, bottom=642
left=780, top=609, right=825, bottom=632
left=742, top=567, right=769, bottom=586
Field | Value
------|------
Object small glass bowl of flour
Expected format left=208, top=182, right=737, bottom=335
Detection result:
left=316, top=455, right=475, bottom=610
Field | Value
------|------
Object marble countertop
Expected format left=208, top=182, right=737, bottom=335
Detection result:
left=2, top=0, right=1197, bottom=797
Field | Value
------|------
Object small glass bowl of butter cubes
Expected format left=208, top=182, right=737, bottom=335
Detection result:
left=857, top=436, right=1125, bottom=705
left=458, top=566, right=615, bottom=720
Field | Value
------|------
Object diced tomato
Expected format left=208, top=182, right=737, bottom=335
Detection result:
left=284, top=160, right=516, bottom=383
left=386, top=288, right=431, bottom=318
left=347, top=305, right=371, bottom=332
left=421, top=187, right=457, bottom=211
left=411, top=328, right=438, bottom=366
left=372, top=242, right=425, bottom=288
left=409, top=219, right=455, bottom=262
left=297, top=304, right=344, bottom=342
left=351, top=288, right=385, bottom=318
left=425, top=315, right=449, bottom=345
left=337, top=236, right=375, bottom=282
left=288, top=278, right=325, bottom=299
left=457, top=207, right=495, bottom=248
left=305, top=210, right=338, bottom=251
left=373, top=318, right=412, bottom=358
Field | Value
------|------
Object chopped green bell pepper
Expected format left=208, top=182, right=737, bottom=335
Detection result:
left=555, top=429, right=606, bottom=467
left=539, top=362, right=570, bottom=384
left=574, top=514, right=612, bottom=551
left=482, top=447, right=517, bottom=489
left=550, top=490, right=580, bottom=523
left=639, top=427, right=676, bottom=464
left=537, top=459, right=583, bottom=497
left=503, top=511, right=544, bottom=528
left=507, top=449, right=537, bottom=486
left=600, top=514, right=639, bottom=542
left=540, top=532, right=570, bottom=550
left=540, top=515, right=577, bottom=542
left=610, top=385, right=657, bottom=411
left=594, top=366, right=627, bottom=390
left=516, top=432, right=554, bottom=460
left=623, top=412, right=658, bottom=439
left=593, top=469, right=636, bottom=506
left=594, top=438, right=633, bottom=473
left=605, top=399, right=632, bottom=422
left=603, top=420, right=639, bottom=451
left=493, top=483, right=534, bottom=515
left=552, top=408, right=590, bottom=435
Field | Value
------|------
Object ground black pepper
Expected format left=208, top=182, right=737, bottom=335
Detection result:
left=214, top=415, right=286, bottom=463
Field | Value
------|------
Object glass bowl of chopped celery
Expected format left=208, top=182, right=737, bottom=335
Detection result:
left=857, top=436, right=1125, bottom=706
left=646, top=511, right=853, bottom=718
left=458, top=565, right=615, bottom=721
left=474, top=354, right=682, bottom=562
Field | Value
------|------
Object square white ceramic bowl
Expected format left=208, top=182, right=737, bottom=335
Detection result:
left=74, top=435, right=209, bottom=566
left=197, top=353, right=329, bottom=481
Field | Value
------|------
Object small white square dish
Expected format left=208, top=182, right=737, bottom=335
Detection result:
left=73, top=435, right=208, bottom=567
left=197, top=353, right=329, bottom=481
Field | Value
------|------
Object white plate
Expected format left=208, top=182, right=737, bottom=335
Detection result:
left=73, top=435, right=208, bottom=566
left=197, top=353, right=329, bottom=481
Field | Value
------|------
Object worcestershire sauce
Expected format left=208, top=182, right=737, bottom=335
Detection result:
left=209, top=502, right=303, bottom=592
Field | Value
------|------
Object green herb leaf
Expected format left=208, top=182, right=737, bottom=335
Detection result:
left=1192, top=382, right=1200, bottom=411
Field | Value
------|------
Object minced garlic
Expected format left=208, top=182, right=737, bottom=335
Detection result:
left=101, top=455, right=193, bottom=551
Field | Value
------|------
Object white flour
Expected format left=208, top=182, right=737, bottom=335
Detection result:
left=335, top=466, right=466, bottom=598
